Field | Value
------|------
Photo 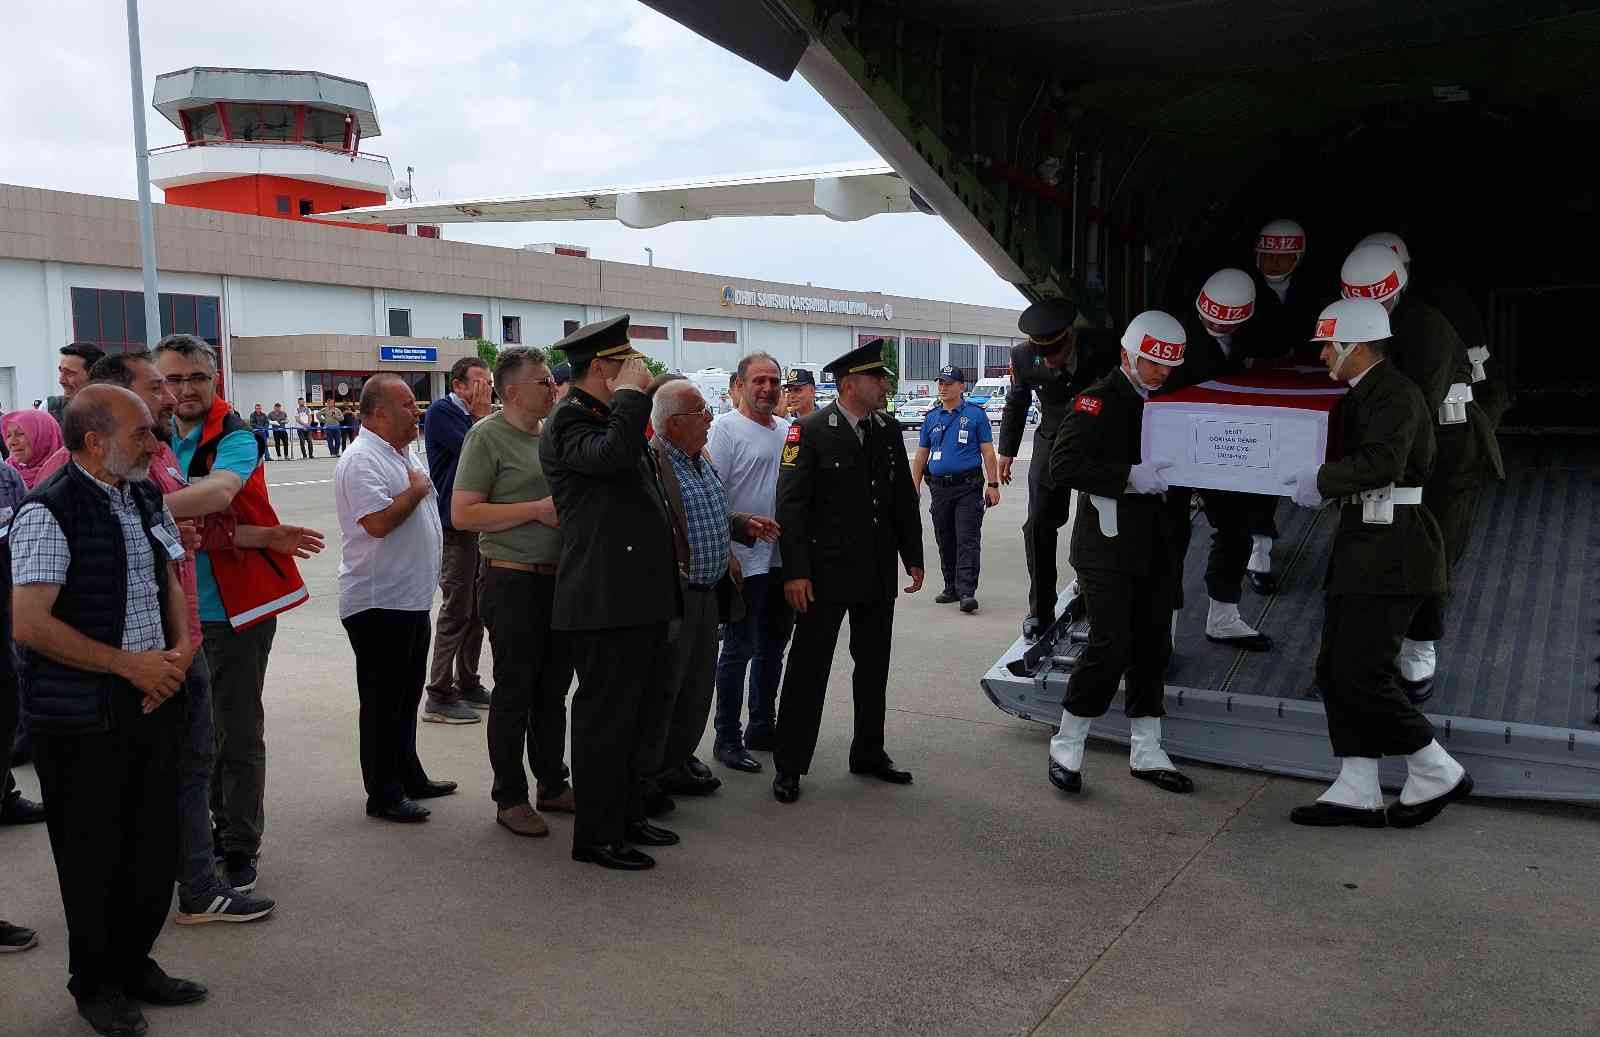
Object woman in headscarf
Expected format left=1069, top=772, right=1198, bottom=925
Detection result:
left=2, top=410, right=65, bottom=490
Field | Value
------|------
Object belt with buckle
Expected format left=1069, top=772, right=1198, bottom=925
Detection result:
left=931, top=469, right=982, bottom=487
left=685, top=581, right=718, bottom=592
left=487, top=559, right=558, bottom=576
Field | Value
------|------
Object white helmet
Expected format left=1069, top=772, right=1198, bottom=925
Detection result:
left=1356, top=231, right=1411, bottom=266
left=1255, top=219, right=1307, bottom=255
left=1311, top=298, right=1391, bottom=345
left=1120, top=310, right=1187, bottom=367
left=1311, top=298, right=1390, bottom=382
left=1340, top=244, right=1409, bottom=304
left=1195, top=268, right=1257, bottom=326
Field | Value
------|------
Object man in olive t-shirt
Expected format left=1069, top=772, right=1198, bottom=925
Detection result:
left=448, top=347, right=573, bottom=838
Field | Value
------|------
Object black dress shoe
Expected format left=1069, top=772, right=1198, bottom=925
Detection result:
left=1386, top=772, right=1473, bottom=829
left=1289, top=801, right=1387, bottom=828
left=934, top=588, right=959, bottom=604
left=76, top=990, right=147, bottom=1036
left=624, top=820, right=681, bottom=846
left=660, top=772, right=721, bottom=797
left=743, top=729, right=777, bottom=752
left=366, top=798, right=430, bottom=823
left=1205, top=632, right=1274, bottom=652
left=960, top=597, right=979, bottom=614
left=1398, top=676, right=1435, bottom=705
left=127, top=963, right=208, bottom=1006
left=849, top=758, right=913, bottom=784
left=772, top=771, right=800, bottom=803
left=643, top=791, right=676, bottom=818
left=714, top=744, right=763, bottom=773
left=406, top=779, right=458, bottom=800
left=1048, top=760, right=1082, bottom=793
left=0, top=793, right=46, bottom=825
left=1247, top=570, right=1278, bottom=595
left=1130, top=768, right=1195, bottom=794
left=683, top=755, right=715, bottom=781
left=572, top=842, right=655, bottom=870
left=1022, top=616, right=1045, bottom=642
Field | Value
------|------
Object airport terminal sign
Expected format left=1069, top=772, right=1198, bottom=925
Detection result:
left=721, top=285, right=892, bottom=321
left=378, top=345, right=439, bottom=363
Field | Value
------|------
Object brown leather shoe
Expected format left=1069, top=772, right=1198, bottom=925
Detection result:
left=495, top=803, right=549, bottom=838
left=536, top=784, right=576, bottom=814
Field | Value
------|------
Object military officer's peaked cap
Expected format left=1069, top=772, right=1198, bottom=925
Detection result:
left=824, top=339, right=891, bottom=381
left=1018, top=297, right=1078, bottom=347
left=553, top=315, right=645, bottom=365
left=782, top=367, right=816, bottom=387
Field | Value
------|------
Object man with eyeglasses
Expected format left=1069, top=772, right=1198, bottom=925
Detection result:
left=450, top=348, right=574, bottom=839
left=155, top=334, right=308, bottom=897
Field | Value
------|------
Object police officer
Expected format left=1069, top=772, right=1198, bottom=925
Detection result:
left=1339, top=244, right=1503, bottom=702
left=1283, top=299, right=1471, bottom=829
left=997, top=298, right=1119, bottom=640
left=1045, top=310, right=1193, bottom=796
left=540, top=315, right=683, bottom=871
left=771, top=339, right=923, bottom=804
left=1163, top=269, right=1273, bottom=650
left=782, top=367, right=817, bottom=419
left=911, top=365, right=1001, bottom=613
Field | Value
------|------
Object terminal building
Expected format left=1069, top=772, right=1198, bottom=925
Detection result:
left=0, top=67, right=1022, bottom=414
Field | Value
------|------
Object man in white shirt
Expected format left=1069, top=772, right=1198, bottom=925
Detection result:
left=707, top=352, right=794, bottom=773
left=334, top=374, right=458, bottom=824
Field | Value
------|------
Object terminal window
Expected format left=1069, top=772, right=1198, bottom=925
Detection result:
left=681, top=327, right=733, bottom=343
left=635, top=325, right=672, bottom=340
left=463, top=313, right=484, bottom=339
left=298, top=199, right=314, bottom=216
left=904, top=337, right=940, bottom=380
left=388, top=309, right=412, bottom=336
left=70, top=287, right=220, bottom=355
left=985, top=344, right=1010, bottom=378
left=275, top=195, right=291, bottom=214
left=947, top=342, right=980, bottom=384
left=502, top=316, right=521, bottom=344
left=563, top=320, right=580, bottom=336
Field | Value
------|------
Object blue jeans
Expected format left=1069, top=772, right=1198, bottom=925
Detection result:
left=324, top=426, right=342, bottom=455
left=713, top=570, right=795, bottom=749
left=177, top=650, right=225, bottom=898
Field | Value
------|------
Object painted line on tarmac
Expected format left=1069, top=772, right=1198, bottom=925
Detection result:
left=268, top=478, right=334, bottom=488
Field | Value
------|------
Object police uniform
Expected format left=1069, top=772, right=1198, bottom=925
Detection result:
left=539, top=315, right=683, bottom=869
left=772, top=340, right=922, bottom=795
left=998, top=299, right=1119, bottom=632
left=1387, top=293, right=1504, bottom=692
left=919, top=366, right=991, bottom=603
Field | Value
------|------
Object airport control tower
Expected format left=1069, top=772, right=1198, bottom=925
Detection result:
left=147, top=67, right=397, bottom=230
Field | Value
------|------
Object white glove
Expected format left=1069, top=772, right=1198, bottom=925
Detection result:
left=1127, top=460, right=1174, bottom=495
left=1284, top=467, right=1325, bottom=509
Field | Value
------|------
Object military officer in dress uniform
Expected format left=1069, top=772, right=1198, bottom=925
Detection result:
left=540, top=315, right=684, bottom=871
left=782, top=367, right=817, bottom=419
left=1283, top=298, right=1472, bottom=829
left=997, top=298, right=1119, bottom=640
left=1339, top=244, right=1503, bottom=702
left=1045, top=310, right=1194, bottom=797
left=1161, top=269, right=1274, bottom=651
left=910, top=365, right=1001, bottom=613
left=770, top=339, right=923, bottom=804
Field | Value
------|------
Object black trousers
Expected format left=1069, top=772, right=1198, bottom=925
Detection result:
left=1063, top=566, right=1170, bottom=719
left=1320, top=593, right=1437, bottom=757
left=296, top=428, right=313, bottom=457
left=480, top=567, right=572, bottom=808
left=635, top=588, right=720, bottom=788
left=33, top=697, right=180, bottom=996
left=929, top=472, right=985, bottom=597
left=1407, top=484, right=1479, bottom=643
left=271, top=429, right=289, bottom=458
left=775, top=598, right=894, bottom=775
left=1021, top=432, right=1073, bottom=622
left=568, top=624, right=671, bottom=847
left=0, top=665, right=17, bottom=805
left=342, top=609, right=432, bottom=810
left=203, top=617, right=276, bottom=858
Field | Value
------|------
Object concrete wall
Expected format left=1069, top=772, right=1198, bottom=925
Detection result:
left=230, top=371, right=286, bottom=417
left=233, top=279, right=373, bottom=336
left=0, top=259, right=52, bottom=410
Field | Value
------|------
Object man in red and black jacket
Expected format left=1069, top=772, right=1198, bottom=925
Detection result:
left=156, top=335, right=307, bottom=897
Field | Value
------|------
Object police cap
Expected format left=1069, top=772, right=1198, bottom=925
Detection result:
left=551, top=362, right=572, bottom=386
left=551, top=315, right=645, bottom=366
left=824, top=339, right=891, bottom=382
left=936, top=364, right=964, bottom=384
left=1018, top=297, right=1078, bottom=349
left=783, top=367, right=815, bottom=387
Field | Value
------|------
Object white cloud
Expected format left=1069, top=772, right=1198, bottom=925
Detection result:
left=0, top=0, right=1025, bottom=309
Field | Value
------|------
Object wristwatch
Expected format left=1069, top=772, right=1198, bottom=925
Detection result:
left=987, top=482, right=1000, bottom=488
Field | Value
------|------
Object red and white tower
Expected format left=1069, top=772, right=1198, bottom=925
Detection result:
left=148, top=67, right=395, bottom=229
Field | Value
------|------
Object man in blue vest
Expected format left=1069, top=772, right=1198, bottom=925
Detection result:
left=910, top=366, right=1001, bottom=613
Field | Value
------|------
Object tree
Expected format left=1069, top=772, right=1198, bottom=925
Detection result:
left=475, top=338, right=498, bottom=365
left=881, top=337, right=899, bottom=388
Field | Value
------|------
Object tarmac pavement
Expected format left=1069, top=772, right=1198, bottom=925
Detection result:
left=1, top=444, right=1595, bottom=1036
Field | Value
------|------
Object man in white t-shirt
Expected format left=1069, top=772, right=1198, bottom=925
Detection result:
left=334, top=374, right=458, bottom=824
left=707, top=353, right=795, bottom=773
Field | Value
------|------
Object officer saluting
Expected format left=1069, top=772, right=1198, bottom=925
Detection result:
left=998, top=298, right=1118, bottom=640
left=540, top=315, right=683, bottom=870
left=771, top=339, right=923, bottom=804
left=1046, top=311, right=1192, bottom=796
left=782, top=366, right=817, bottom=419
left=910, top=365, right=1001, bottom=613
left=1283, top=299, right=1471, bottom=828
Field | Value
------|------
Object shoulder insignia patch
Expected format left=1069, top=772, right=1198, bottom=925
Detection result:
left=786, top=424, right=801, bottom=443
left=828, top=412, right=839, bottom=427
left=781, top=443, right=800, bottom=466
left=1074, top=395, right=1102, bottom=416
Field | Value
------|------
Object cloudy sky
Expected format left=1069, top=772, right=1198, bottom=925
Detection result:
left=0, top=0, right=1024, bottom=309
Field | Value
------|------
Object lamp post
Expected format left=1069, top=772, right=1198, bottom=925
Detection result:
left=644, top=247, right=654, bottom=267
left=125, top=0, right=161, bottom=346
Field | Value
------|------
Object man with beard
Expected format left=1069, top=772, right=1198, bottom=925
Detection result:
left=11, top=385, right=208, bottom=1035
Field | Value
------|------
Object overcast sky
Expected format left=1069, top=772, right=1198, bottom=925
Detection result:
left=1, top=0, right=1024, bottom=310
